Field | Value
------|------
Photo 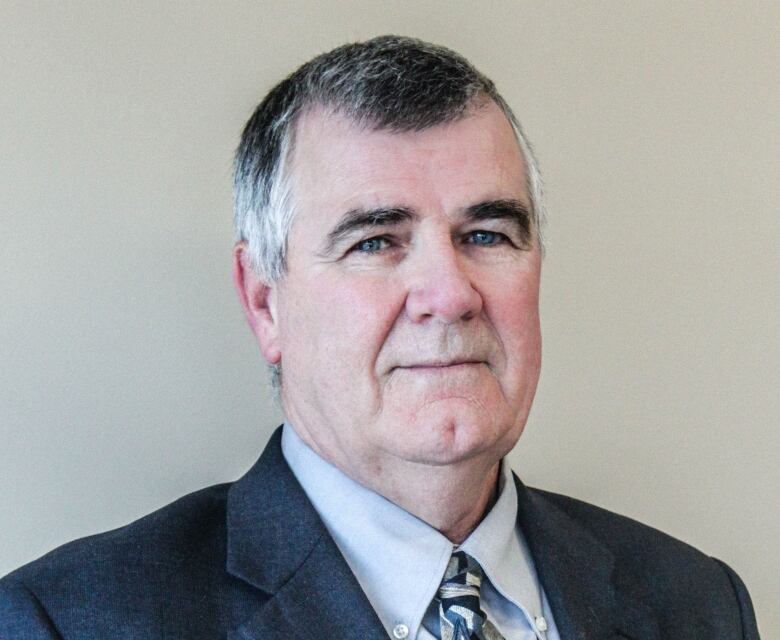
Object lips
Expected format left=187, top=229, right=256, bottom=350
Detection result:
left=394, top=359, right=484, bottom=370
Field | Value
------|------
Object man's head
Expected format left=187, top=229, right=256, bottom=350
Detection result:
left=233, top=36, right=543, bottom=502
left=234, top=35, right=544, bottom=285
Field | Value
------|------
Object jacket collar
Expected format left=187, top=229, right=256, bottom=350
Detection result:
left=225, top=427, right=387, bottom=640
left=514, top=476, right=660, bottom=640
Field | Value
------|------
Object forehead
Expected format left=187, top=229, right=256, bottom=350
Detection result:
left=287, top=102, right=530, bottom=234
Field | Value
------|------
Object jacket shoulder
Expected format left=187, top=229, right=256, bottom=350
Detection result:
left=6, top=482, right=232, bottom=585
left=1, top=482, right=235, bottom=637
left=526, top=487, right=760, bottom=638
left=529, top=487, right=712, bottom=563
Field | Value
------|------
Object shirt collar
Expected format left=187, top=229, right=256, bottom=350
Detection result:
left=460, top=463, right=545, bottom=624
left=281, top=422, right=543, bottom=637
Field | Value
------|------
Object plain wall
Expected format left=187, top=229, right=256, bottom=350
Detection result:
left=1, top=2, right=777, bottom=635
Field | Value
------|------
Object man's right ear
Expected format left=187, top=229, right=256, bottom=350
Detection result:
left=232, top=243, right=282, bottom=365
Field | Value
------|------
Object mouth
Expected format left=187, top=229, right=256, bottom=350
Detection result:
left=393, top=360, right=484, bottom=372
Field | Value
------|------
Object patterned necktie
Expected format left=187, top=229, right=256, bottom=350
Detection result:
left=437, top=551, right=505, bottom=640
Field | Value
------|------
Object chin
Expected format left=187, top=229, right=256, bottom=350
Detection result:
left=383, top=400, right=518, bottom=466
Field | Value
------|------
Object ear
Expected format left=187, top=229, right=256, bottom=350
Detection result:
left=232, top=242, right=282, bottom=365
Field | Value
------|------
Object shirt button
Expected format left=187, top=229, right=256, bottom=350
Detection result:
left=392, top=623, right=409, bottom=639
left=535, top=616, right=548, bottom=632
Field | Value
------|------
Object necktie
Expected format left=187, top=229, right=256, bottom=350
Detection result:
left=437, top=551, right=505, bottom=640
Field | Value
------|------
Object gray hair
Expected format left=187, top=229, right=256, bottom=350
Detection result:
left=233, top=35, right=546, bottom=390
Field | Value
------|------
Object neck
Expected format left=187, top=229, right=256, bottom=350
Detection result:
left=372, top=458, right=501, bottom=544
left=284, top=401, right=509, bottom=543
left=293, top=423, right=502, bottom=543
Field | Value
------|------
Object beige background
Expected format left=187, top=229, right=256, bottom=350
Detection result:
left=1, top=1, right=777, bottom=635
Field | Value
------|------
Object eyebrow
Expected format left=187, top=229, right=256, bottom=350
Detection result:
left=320, top=198, right=533, bottom=256
left=321, top=206, right=416, bottom=255
left=465, top=199, right=533, bottom=246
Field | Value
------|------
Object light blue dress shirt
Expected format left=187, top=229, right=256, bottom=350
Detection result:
left=282, top=424, right=560, bottom=640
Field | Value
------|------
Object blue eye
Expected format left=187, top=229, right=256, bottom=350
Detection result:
left=354, top=237, right=390, bottom=253
left=467, top=230, right=504, bottom=246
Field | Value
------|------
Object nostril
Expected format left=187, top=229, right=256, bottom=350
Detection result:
left=405, top=271, right=483, bottom=323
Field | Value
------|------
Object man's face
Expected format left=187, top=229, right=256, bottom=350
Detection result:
left=261, top=102, right=541, bottom=482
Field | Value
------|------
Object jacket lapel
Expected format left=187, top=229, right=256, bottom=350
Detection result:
left=225, top=427, right=387, bottom=640
left=515, top=477, right=660, bottom=640
left=231, top=536, right=390, bottom=640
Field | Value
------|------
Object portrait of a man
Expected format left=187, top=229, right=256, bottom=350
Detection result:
left=1, top=9, right=774, bottom=639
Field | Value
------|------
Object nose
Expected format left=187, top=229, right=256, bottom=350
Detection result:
left=404, top=238, right=483, bottom=323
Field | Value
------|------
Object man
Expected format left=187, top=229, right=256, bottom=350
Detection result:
left=0, top=36, right=760, bottom=639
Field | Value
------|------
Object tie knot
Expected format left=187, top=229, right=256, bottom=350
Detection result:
left=437, top=551, right=490, bottom=640
left=439, top=550, right=484, bottom=598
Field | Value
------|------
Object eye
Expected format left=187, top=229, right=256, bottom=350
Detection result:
left=351, top=236, right=392, bottom=254
left=465, top=230, right=507, bottom=246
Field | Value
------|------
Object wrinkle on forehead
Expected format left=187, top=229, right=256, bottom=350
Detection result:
left=287, top=102, right=529, bottom=232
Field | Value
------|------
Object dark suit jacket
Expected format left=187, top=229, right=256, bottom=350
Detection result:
left=0, top=428, right=760, bottom=639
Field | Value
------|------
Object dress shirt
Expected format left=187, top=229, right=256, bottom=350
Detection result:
left=282, top=423, right=560, bottom=640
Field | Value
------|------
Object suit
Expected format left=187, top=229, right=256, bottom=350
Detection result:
left=0, top=428, right=760, bottom=639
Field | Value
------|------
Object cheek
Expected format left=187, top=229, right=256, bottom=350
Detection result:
left=486, top=264, right=540, bottom=326
left=485, top=276, right=542, bottom=379
left=284, top=273, right=405, bottom=376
